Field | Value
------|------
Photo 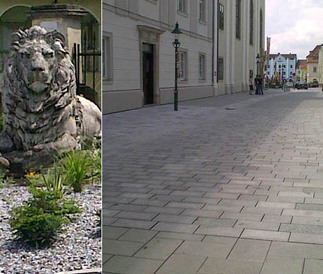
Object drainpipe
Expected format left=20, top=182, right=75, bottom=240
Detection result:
left=216, top=0, right=219, bottom=83
left=212, top=0, right=215, bottom=84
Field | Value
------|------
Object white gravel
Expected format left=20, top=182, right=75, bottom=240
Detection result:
left=0, top=184, right=101, bottom=274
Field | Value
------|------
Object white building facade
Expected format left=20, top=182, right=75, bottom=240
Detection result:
left=103, top=0, right=265, bottom=114
left=266, top=53, right=297, bottom=82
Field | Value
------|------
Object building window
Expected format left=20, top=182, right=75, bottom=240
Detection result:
left=178, top=50, right=187, bottom=80
left=218, top=4, right=224, bottom=30
left=199, top=0, right=206, bottom=21
left=236, top=0, right=241, bottom=39
left=218, top=57, right=224, bottom=80
left=178, top=0, right=187, bottom=13
left=199, top=53, right=206, bottom=80
left=102, top=35, right=112, bottom=80
left=290, top=65, right=292, bottom=68
left=250, top=0, right=253, bottom=45
left=314, top=67, right=317, bottom=73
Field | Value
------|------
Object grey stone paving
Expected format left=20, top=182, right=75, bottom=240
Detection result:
left=103, top=89, right=323, bottom=273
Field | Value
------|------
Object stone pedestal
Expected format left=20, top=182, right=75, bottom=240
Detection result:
left=29, top=4, right=87, bottom=52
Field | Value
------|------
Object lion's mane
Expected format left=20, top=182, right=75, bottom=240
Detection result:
left=2, top=26, right=80, bottom=151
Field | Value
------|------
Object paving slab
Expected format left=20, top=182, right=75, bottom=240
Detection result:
left=198, top=258, right=263, bottom=274
left=260, top=256, right=304, bottom=274
left=103, top=256, right=163, bottom=274
left=241, top=228, right=290, bottom=241
left=303, top=259, right=323, bottom=274
left=156, top=254, right=206, bottom=274
left=228, top=239, right=271, bottom=261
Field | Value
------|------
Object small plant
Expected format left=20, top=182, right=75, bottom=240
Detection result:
left=41, top=166, right=64, bottom=198
left=61, top=150, right=89, bottom=192
left=87, top=147, right=101, bottom=184
left=25, top=171, right=42, bottom=186
left=10, top=187, right=81, bottom=248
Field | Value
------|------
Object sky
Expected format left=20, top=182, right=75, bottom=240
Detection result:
left=266, top=0, right=323, bottom=59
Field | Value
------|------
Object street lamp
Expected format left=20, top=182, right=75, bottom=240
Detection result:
left=256, top=53, right=260, bottom=76
left=172, top=22, right=182, bottom=111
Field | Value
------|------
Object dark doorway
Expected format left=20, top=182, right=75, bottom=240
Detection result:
left=142, top=43, right=154, bottom=105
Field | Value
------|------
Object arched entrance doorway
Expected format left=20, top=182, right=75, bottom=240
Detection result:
left=0, top=5, right=31, bottom=75
left=0, top=5, right=32, bottom=113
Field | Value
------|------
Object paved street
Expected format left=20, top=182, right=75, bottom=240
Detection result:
left=103, top=89, right=323, bottom=274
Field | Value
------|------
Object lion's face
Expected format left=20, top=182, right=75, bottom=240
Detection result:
left=18, top=40, right=57, bottom=93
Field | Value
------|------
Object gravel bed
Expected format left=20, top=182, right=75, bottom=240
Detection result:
left=0, top=184, right=101, bottom=274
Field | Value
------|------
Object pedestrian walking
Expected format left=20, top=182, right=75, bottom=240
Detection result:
left=249, top=77, right=254, bottom=95
left=254, top=75, right=260, bottom=95
left=259, top=76, right=264, bottom=95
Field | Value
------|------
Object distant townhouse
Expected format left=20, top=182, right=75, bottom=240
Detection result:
left=295, top=59, right=307, bottom=82
left=266, top=53, right=297, bottom=82
left=103, top=0, right=265, bottom=114
left=306, top=45, right=321, bottom=84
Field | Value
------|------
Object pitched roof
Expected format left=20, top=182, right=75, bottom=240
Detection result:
left=269, top=53, right=297, bottom=60
left=306, top=45, right=322, bottom=63
left=296, top=59, right=307, bottom=69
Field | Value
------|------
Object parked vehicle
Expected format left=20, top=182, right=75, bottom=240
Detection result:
left=296, top=82, right=308, bottom=90
left=309, top=80, right=319, bottom=88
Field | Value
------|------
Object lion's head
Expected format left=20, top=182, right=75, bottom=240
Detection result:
left=3, top=26, right=75, bottom=103
left=1, top=26, right=77, bottom=151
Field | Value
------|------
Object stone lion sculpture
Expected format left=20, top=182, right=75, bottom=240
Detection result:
left=0, top=26, right=101, bottom=169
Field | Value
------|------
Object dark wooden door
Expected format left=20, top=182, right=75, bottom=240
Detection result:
left=142, top=44, right=154, bottom=105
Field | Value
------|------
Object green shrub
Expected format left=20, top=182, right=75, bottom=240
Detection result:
left=86, top=147, right=101, bottom=184
left=10, top=187, right=81, bottom=248
left=61, top=150, right=89, bottom=192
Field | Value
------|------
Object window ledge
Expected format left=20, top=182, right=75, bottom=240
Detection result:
left=103, top=78, right=113, bottom=84
left=199, top=19, right=207, bottom=25
left=177, top=10, right=189, bottom=17
left=179, top=79, right=188, bottom=84
left=144, top=0, right=157, bottom=4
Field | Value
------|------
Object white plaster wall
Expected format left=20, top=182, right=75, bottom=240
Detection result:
left=102, top=10, right=141, bottom=92
left=138, top=0, right=159, bottom=21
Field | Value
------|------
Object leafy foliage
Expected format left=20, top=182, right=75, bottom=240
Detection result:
left=41, top=165, right=64, bottom=198
left=9, top=187, right=81, bottom=248
left=61, top=150, right=89, bottom=193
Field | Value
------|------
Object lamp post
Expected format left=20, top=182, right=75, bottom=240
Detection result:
left=172, top=22, right=182, bottom=111
left=256, top=53, right=260, bottom=76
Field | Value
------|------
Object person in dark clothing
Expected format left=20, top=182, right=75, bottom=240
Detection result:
left=254, top=75, right=260, bottom=95
left=254, top=75, right=264, bottom=95
left=259, top=76, right=264, bottom=95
